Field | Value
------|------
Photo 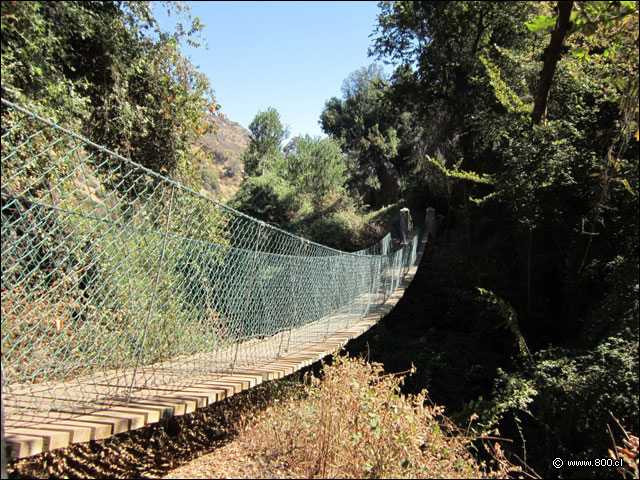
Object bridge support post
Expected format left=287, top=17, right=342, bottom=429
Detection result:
left=399, top=208, right=410, bottom=245
left=2, top=370, right=7, bottom=480
left=426, top=207, right=436, bottom=243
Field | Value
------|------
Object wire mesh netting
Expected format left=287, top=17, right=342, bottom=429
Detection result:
left=1, top=98, right=421, bottom=424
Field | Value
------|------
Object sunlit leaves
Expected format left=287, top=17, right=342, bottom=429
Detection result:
left=282, top=135, right=347, bottom=205
left=525, top=14, right=557, bottom=33
left=479, top=55, right=532, bottom=115
left=528, top=1, right=638, bottom=102
left=425, top=156, right=494, bottom=185
left=1, top=1, right=220, bottom=179
left=242, top=107, right=288, bottom=177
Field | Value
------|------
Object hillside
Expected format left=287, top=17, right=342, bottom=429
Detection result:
left=193, top=115, right=250, bottom=201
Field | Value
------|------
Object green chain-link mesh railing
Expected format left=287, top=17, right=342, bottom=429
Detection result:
left=1, top=98, right=420, bottom=424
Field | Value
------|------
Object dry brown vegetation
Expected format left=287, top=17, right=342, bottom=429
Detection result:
left=194, top=115, right=249, bottom=200
left=164, top=355, right=522, bottom=479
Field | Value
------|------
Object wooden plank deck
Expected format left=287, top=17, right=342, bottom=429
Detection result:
left=4, top=235, right=427, bottom=459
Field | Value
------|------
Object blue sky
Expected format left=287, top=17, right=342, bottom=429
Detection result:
left=153, top=1, right=390, bottom=138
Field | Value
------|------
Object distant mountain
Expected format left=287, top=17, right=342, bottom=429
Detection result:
left=193, top=115, right=250, bottom=201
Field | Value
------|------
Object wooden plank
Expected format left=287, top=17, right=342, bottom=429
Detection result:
left=193, top=381, right=245, bottom=396
left=143, top=394, right=200, bottom=414
left=33, top=420, right=112, bottom=441
left=4, top=434, right=44, bottom=458
left=216, top=373, right=263, bottom=388
left=124, top=399, right=189, bottom=419
left=132, top=386, right=224, bottom=406
left=75, top=412, right=139, bottom=434
left=7, top=427, right=72, bottom=450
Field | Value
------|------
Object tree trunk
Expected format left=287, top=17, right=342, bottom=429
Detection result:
left=374, top=163, right=399, bottom=207
left=526, top=227, right=534, bottom=315
left=531, top=1, right=573, bottom=126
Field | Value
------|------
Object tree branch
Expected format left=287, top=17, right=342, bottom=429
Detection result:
left=531, top=1, right=574, bottom=126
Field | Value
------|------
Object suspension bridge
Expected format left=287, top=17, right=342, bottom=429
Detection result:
left=1, top=98, right=429, bottom=460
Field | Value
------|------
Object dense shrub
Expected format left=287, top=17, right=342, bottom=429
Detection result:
left=229, top=173, right=301, bottom=226
left=235, top=355, right=516, bottom=478
left=304, top=210, right=368, bottom=251
left=500, top=337, right=638, bottom=479
left=199, top=165, right=221, bottom=194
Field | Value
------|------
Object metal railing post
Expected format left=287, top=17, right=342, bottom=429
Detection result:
left=324, top=254, right=337, bottom=341
left=231, top=222, right=265, bottom=371
left=1, top=369, right=7, bottom=479
left=126, top=184, right=177, bottom=404
left=285, top=239, right=308, bottom=353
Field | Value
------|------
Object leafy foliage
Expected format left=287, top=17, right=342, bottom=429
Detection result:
left=1, top=1, right=219, bottom=177
left=242, top=107, right=288, bottom=177
left=360, top=1, right=639, bottom=478
left=232, top=108, right=381, bottom=250
left=320, top=64, right=414, bottom=207
left=229, top=173, right=301, bottom=226
left=473, top=336, right=639, bottom=478
left=282, top=134, right=347, bottom=205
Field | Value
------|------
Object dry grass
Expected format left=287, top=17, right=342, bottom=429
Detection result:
left=195, top=115, right=249, bottom=201
left=165, top=355, right=521, bottom=479
left=609, top=416, right=639, bottom=479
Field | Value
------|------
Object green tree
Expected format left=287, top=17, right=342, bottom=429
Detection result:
left=242, top=107, right=289, bottom=176
left=320, top=65, right=403, bottom=207
left=371, top=1, right=535, bottom=146
left=525, top=0, right=639, bottom=274
left=1, top=1, right=219, bottom=177
left=229, top=173, right=300, bottom=226
left=368, top=2, right=638, bottom=477
left=283, top=135, right=347, bottom=205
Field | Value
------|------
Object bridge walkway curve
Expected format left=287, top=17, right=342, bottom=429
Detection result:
left=4, top=235, right=427, bottom=459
